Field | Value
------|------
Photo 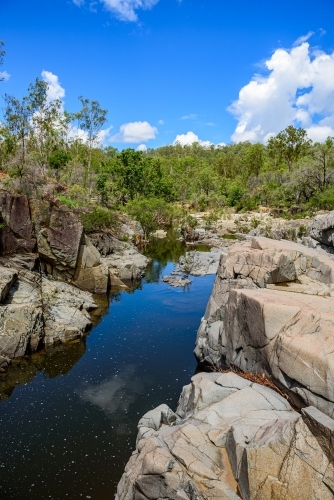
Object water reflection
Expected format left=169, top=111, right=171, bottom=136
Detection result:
left=79, top=364, right=144, bottom=427
left=0, top=229, right=216, bottom=500
left=0, top=341, right=87, bottom=401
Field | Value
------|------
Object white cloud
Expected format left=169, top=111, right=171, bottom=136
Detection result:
left=110, top=121, right=158, bottom=143
left=181, top=114, right=197, bottom=120
left=158, top=119, right=164, bottom=125
left=173, top=131, right=212, bottom=147
left=293, top=31, right=314, bottom=46
left=0, top=71, right=10, bottom=82
left=72, top=0, right=85, bottom=6
left=100, top=0, right=159, bottom=22
left=137, top=143, right=147, bottom=151
left=229, top=41, right=334, bottom=143
left=41, top=70, right=65, bottom=102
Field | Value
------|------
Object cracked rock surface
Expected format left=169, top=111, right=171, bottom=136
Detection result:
left=195, top=236, right=334, bottom=419
left=116, top=372, right=334, bottom=500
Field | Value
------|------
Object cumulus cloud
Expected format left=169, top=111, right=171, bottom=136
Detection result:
left=41, top=70, right=65, bottom=102
left=0, top=70, right=10, bottom=82
left=101, top=0, right=159, bottom=21
left=137, top=143, right=147, bottom=151
left=173, top=131, right=212, bottom=147
left=110, top=121, right=158, bottom=143
left=229, top=41, right=334, bottom=143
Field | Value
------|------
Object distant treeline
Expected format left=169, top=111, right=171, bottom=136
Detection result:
left=1, top=67, right=334, bottom=236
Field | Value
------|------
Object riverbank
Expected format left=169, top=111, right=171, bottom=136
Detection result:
left=116, top=212, right=334, bottom=500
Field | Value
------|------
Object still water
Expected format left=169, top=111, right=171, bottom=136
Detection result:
left=0, top=234, right=215, bottom=500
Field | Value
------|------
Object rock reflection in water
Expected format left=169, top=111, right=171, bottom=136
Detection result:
left=0, top=340, right=87, bottom=401
left=0, top=229, right=216, bottom=500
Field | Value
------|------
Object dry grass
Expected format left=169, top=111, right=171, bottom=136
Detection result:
left=211, top=364, right=294, bottom=406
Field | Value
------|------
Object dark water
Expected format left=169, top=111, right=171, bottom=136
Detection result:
left=0, top=233, right=215, bottom=500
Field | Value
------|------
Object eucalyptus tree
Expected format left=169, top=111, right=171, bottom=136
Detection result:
left=0, top=40, right=5, bottom=81
left=4, top=78, right=48, bottom=169
left=75, top=97, right=107, bottom=186
left=267, top=125, right=312, bottom=171
left=311, top=137, right=334, bottom=190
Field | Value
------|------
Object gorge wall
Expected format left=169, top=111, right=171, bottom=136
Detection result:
left=117, top=221, right=334, bottom=499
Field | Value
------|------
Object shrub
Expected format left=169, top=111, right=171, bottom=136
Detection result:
left=81, top=206, right=120, bottom=233
left=126, top=197, right=174, bottom=239
left=58, top=195, right=79, bottom=209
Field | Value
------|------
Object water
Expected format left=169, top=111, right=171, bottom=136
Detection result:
left=0, top=232, right=215, bottom=500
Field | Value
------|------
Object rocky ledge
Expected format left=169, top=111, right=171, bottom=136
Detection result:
left=0, top=191, right=149, bottom=371
left=117, top=220, right=334, bottom=499
left=195, top=236, right=334, bottom=420
left=116, top=371, right=334, bottom=499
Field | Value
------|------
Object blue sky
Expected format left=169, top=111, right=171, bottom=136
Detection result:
left=1, top=0, right=334, bottom=149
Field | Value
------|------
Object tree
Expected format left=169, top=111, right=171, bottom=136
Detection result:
left=48, top=148, right=71, bottom=180
left=76, top=97, right=107, bottom=185
left=0, top=40, right=5, bottom=81
left=245, top=143, right=264, bottom=177
left=0, top=127, right=16, bottom=169
left=4, top=78, right=48, bottom=167
left=267, top=126, right=312, bottom=171
left=311, top=137, right=334, bottom=190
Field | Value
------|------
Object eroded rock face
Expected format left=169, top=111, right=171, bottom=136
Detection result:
left=0, top=192, right=36, bottom=253
left=116, top=373, right=334, bottom=500
left=38, top=205, right=84, bottom=270
left=195, top=237, right=334, bottom=419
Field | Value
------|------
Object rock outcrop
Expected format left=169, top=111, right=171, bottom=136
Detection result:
left=0, top=192, right=36, bottom=253
left=0, top=253, right=97, bottom=371
left=195, top=236, right=334, bottom=419
left=310, top=211, right=334, bottom=247
left=0, top=190, right=150, bottom=370
left=178, top=249, right=224, bottom=277
left=116, top=372, right=334, bottom=500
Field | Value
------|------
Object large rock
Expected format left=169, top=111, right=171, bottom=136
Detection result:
left=178, top=249, right=224, bottom=276
left=37, top=205, right=84, bottom=270
left=0, top=259, right=97, bottom=365
left=0, top=192, right=36, bottom=253
left=310, top=211, right=334, bottom=246
left=102, top=248, right=150, bottom=283
left=0, top=302, right=44, bottom=359
left=195, top=237, right=334, bottom=418
left=0, top=266, right=17, bottom=301
left=89, top=230, right=127, bottom=256
left=116, top=373, right=334, bottom=500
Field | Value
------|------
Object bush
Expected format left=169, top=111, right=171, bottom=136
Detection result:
left=67, top=184, right=90, bottom=205
left=58, top=195, right=79, bottom=209
left=81, top=207, right=120, bottom=233
left=126, top=198, right=174, bottom=238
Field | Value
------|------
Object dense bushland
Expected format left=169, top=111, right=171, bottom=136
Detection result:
left=1, top=53, right=334, bottom=233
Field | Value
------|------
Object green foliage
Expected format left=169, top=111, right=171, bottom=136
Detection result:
left=67, top=184, right=90, bottom=205
left=221, top=179, right=246, bottom=207
left=267, top=125, right=312, bottom=171
left=58, top=195, right=79, bottom=209
left=49, top=148, right=71, bottom=178
left=126, top=198, right=174, bottom=238
left=81, top=207, right=119, bottom=233
left=1, top=70, right=334, bottom=219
